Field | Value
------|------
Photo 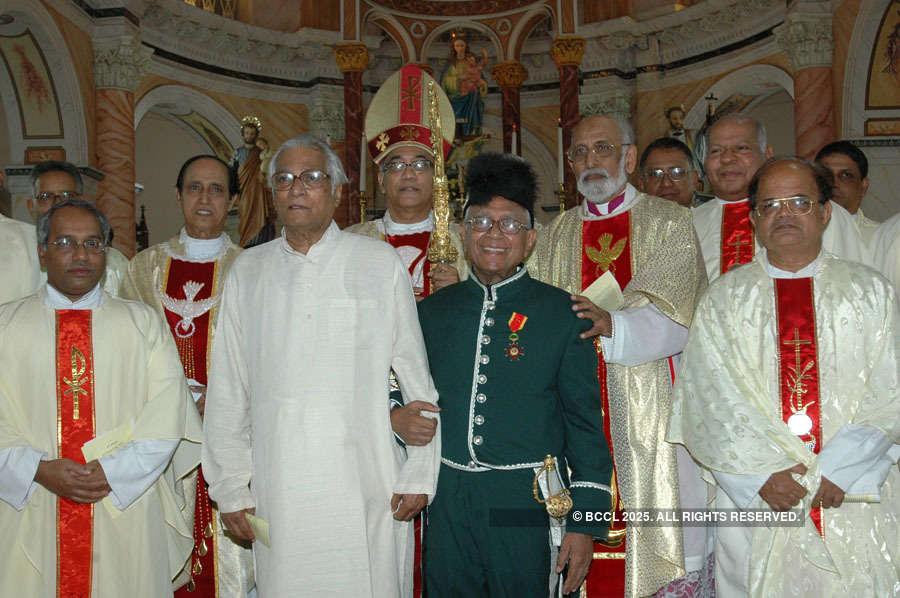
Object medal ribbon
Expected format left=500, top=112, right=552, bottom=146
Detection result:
left=56, top=310, right=95, bottom=598
left=581, top=212, right=633, bottom=292
left=774, top=277, right=823, bottom=536
left=720, top=201, right=755, bottom=275
left=508, top=312, right=527, bottom=332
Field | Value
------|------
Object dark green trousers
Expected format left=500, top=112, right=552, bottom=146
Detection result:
left=425, top=464, right=554, bottom=597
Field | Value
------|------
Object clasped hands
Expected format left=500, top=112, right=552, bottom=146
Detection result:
left=758, top=464, right=845, bottom=511
left=35, top=458, right=111, bottom=503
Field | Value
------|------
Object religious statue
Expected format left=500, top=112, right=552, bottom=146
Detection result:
left=232, top=115, right=275, bottom=247
left=440, top=32, right=488, bottom=138
left=664, top=104, right=693, bottom=151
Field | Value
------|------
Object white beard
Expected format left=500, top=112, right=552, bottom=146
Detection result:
left=577, top=161, right=628, bottom=204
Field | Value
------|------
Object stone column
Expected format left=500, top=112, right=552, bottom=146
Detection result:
left=774, top=7, right=834, bottom=161
left=334, top=42, right=369, bottom=228
left=93, top=36, right=151, bottom=257
left=551, top=36, right=586, bottom=209
left=490, top=62, right=528, bottom=155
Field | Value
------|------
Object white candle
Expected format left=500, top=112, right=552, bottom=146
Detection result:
left=557, top=120, right=564, bottom=185
left=360, top=134, right=367, bottom=193
left=326, top=133, right=331, bottom=146
left=511, top=124, right=517, bottom=156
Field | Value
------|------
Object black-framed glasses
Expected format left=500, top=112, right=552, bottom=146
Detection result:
left=643, top=166, right=689, bottom=182
left=568, top=142, right=629, bottom=163
left=271, top=170, right=331, bottom=191
left=464, top=215, right=529, bottom=235
left=754, top=195, right=819, bottom=218
left=46, top=237, right=107, bottom=254
left=381, top=159, right=434, bottom=174
left=36, top=191, right=80, bottom=204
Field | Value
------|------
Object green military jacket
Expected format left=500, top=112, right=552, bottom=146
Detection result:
left=417, top=267, right=612, bottom=535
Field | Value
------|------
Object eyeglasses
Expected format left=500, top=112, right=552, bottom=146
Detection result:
left=568, top=142, right=629, bottom=163
left=464, top=215, right=529, bottom=235
left=36, top=191, right=79, bottom=204
left=643, top=166, right=690, bottom=182
left=45, top=237, right=107, bottom=254
left=381, top=159, right=433, bottom=174
left=271, top=170, right=331, bottom=191
left=754, top=195, right=820, bottom=218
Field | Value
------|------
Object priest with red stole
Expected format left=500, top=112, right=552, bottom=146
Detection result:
left=0, top=199, right=202, bottom=597
left=670, top=157, right=900, bottom=596
left=121, top=155, right=254, bottom=596
left=692, top=113, right=871, bottom=282
left=529, top=114, right=709, bottom=597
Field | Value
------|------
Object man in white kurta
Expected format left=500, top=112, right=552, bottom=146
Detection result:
left=693, top=114, right=871, bottom=282
left=202, top=135, right=441, bottom=597
left=0, top=200, right=203, bottom=597
left=670, top=158, right=900, bottom=597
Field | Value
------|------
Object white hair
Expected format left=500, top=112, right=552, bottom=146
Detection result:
left=268, top=134, right=349, bottom=195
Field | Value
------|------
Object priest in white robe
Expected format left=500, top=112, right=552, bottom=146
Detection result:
left=692, top=114, right=871, bottom=282
left=0, top=199, right=202, bottom=597
left=0, top=210, right=41, bottom=304
left=202, top=134, right=441, bottom=597
left=670, top=157, right=900, bottom=597
left=815, top=140, right=881, bottom=248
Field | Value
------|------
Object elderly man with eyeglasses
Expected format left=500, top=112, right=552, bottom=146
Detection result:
left=201, top=134, right=441, bottom=597
left=415, top=152, right=612, bottom=597
left=670, top=157, right=900, bottom=596
left=529, top=114, right=710, bottom=598
left=638, top=137, right=700, bottom=208
left=0, top=198, right=202, bottom=597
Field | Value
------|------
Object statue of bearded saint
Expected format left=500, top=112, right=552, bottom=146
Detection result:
left=232, top=116, right=276, bottom=247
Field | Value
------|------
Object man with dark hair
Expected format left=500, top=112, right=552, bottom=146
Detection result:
left=671, top=156, right=900, bottom=595
left=815, top=140, right=879, bottom=245
left=420, top=152, right=612, bottom=597
left=120, top=154, right=253, bottom=597
left=638, top=137, right=699, bottom=207
left=0, top=199, right=202, bottom=597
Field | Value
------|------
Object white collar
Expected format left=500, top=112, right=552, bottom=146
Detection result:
left=381, top=210, right=433, bottom=235
left=179, top=228, right=229, bottom=260
left=580, top=183, right=639, bottom=220
left=761, top=249, right=822, bottom=279
left=280, top=221, right=340, bottom=260
left=43, top=282, right=104, bottom=309
left=715, top=197, right=749, bottom=206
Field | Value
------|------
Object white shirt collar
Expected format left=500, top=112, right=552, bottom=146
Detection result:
left=761, top=249, right=822, bottom=279
left=179, top=227, right=228, bottom=260
left=581, top=183, right=639, bottom=220
left=381, top=210, right=433, bottom=235
left=43, top=282, right=104, bottom=309
left=715, top=196, right=749, bottom=206
left=280, top=221, right=340, bottom=260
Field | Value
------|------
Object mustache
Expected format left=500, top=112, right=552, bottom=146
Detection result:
left=578, top=168, right=612, bottom=185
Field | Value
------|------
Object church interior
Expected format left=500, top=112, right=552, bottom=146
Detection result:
left=0, top=0, right=897, bottom=257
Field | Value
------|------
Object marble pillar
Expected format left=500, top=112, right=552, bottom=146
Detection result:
left=551, top=36, right=586, bottom=209
left=93, top=36, right=151, bottom=257
left=775, top=8, right=834, bottom=161
left=490, top=61, right=528, bottom=155
left=334, top=42, right=369, bottom=228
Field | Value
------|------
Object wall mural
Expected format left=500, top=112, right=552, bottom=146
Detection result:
left=0, top=29, right=63, bottom=139
left=177, top=110, right=234, bottom=162
left=866, top=0, right=900, bottom=109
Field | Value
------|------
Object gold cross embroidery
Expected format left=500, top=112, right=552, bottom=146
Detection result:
left=401, top=75, right=421, bottom=110
left=784, top=328, right=814, bottom=409
left=399, top=126, right=419, bottom=141
left=63, top=346, right=88, bottom=420
left=376, top=132, right=389, bottom=152
left=728, top=233, right=750, bottom=262
left=585, top=233, right=627, bottom=276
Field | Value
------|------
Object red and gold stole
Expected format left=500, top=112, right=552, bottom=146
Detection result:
left=384, top=231, right=433, bottom=299
left=165, top=259, right=219, bottom=597
left=775, top=277, right=824, bottom=536
left=720, top=201, right=755, bottom=275
left=581, top=212, right=632, bottom=598
left=55, top=310, right=96, bottom=598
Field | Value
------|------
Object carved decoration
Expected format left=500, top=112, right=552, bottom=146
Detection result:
left=551, top=36, right=586, bottom=68
left=334, top=43, right=370, bottom=73
left=93, top=36, right=153, bottom=92
left=581, top=88, right=633, bottom=122
left=490, top=61, right=528, bottom=87
left=774, top=12, right=833, bottom=70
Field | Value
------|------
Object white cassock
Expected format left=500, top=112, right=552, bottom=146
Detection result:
left=669, top=251, right=900, bottom=597
left=0, top=213, right=40, bottom=304
left=853, top=208, right=881, bottom=249
left=202, top=222, right=441, bottom=597
left=872, top=211, right=900, bottom=289
left=0, top=283, right=203, bottom=597
left=692, top=198, right=873, bottom=282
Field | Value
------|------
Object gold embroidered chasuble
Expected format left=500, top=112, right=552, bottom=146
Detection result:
left=529, top=192, right=707, bottom=597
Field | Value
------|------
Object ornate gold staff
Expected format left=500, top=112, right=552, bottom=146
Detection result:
left=426, top=80, right=458, bottom=265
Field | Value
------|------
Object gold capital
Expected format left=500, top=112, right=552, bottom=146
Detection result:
left=334, top=43, right=370, bottom=73
left=490, top=61, right=529, bottom=88
left=551, top=36, right=586, bottom=68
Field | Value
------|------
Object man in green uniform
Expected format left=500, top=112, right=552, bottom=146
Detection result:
left=419, top=153, right=613, bottom=597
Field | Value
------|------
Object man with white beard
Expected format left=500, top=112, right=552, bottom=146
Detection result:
left=529, top=114, right=710, bottom=598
